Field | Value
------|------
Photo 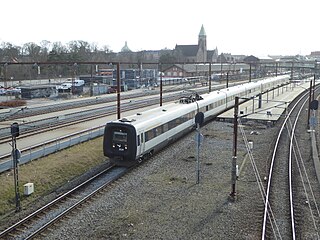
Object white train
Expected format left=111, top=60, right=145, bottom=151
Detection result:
left=103, top=75, right=290, bottom=166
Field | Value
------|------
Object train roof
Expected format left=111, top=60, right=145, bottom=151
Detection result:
left=115, top=99, right=197, bottom=128
left=110, top=75, right=290, bottom=129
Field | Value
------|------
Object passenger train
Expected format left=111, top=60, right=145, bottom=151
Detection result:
left=103, top=75, right=290, bottom=166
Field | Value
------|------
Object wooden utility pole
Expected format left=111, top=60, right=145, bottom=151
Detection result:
left=230, top=97, right=239, bottom=198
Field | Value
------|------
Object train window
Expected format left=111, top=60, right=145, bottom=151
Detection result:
left=199, top=107, right=206, bottom=112
left=157, top=126, right=163, bottom=134
left=168, top=119, right=176, bottom=129
left=163, top=123, right=169, bottom=132
left=113, top=131, right=127, bottom=143
left=145, top=130, right=153, bottom=142
left=153, top=128, right=157, bottom=137
left=188, top=112, right=193, bottom=119
left=145, top=132, right=149, bottom=142
left=137, top=135, right=140, bottom=146
left=141, top=133, right=144, bottom=143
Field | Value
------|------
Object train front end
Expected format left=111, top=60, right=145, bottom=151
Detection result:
left=103, top=122, right=137, bottom=166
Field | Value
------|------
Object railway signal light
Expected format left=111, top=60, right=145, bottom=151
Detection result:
left=195, top=112, right=204, bottom=126
left=10, top=122, right=19, bottom=138
left=310, top=100, right=318, bottom=110
left=11, top=122, right=21, bottom=211
left=195, top=112, right=204, bottom=184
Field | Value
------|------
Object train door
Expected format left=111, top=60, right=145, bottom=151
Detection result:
left=137, top=131, right=145, bottom=158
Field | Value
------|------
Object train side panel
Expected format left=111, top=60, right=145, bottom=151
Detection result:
left=103, top=75, right=290, bottom=166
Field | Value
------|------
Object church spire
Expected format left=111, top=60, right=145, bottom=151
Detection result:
left=199, top=24, right=206, bottom=37
left=198, top=24, right=207, bottom=62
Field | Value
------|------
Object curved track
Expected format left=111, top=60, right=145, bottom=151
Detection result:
left=262, top=87, right=320, bottom=239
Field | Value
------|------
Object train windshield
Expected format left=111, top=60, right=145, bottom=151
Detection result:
left=113, top=131, right=128, bottom=143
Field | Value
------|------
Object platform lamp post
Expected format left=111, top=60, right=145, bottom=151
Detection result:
left=11, top=122, right=21, bottom=212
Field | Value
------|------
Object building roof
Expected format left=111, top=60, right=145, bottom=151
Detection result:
left=164, top=64, right=210, bottom=73
left=207, top=50, right=215, bottom=60
left=243, top=55, right=260, bottom=63
left=163, top=63, right=250, bottom=73
left=256, top=55, right=273, bottom=61
left=175, top=45, right=199, bottom=57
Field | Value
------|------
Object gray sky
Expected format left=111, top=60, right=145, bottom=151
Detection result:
left=1, top=0, right=319, bottom=56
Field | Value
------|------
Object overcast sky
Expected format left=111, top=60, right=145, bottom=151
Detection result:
left=1, top=0, right=318, bottom=56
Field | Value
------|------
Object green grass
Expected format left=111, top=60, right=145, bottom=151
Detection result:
left=0, top=137, right=105, bottom=217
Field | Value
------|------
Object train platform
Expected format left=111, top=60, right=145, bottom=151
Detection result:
left=218, top=80, right=315, bottom=122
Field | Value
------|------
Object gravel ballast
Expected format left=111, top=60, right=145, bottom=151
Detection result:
left=44, top=120, right=277, bottom=239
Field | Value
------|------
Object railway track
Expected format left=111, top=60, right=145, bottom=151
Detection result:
left=0, top=95, right=161, bottom=144
left=0, top=86, right=212, bottom=143
left=0, top=83, right=214, bottom=122
left=0, top=108, right=196, bottom=239
left=261, top=88, right=320, bottom=239
left=0, top=163, right=129, bottom=239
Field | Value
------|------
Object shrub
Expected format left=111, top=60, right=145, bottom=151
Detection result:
left=0, top=100, right=27, bottom=108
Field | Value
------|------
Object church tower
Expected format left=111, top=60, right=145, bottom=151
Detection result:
left=197, top=24, right=207, bottom=62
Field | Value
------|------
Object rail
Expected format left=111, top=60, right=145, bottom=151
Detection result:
left=0, top=164, right=130, bottom=239
left=261, top=91, right=309, bottom=239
